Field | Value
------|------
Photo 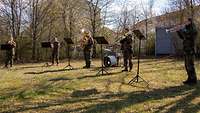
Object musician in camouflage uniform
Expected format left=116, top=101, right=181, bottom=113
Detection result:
left=180, top=18, right=198, bottom=85
left=120, top=28, right=133, bottom=72
left=5, top=36, right=16, bottom=68
left=51, top=37, right=60, bottom=66
left=81, top=30, right=94, bottom=68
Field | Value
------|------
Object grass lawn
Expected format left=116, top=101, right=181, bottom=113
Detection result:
left=0, top=58, right=200, bottom=113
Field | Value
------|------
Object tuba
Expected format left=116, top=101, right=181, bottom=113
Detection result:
left=80, top=29, right=91, bottom=48
left=80, top=35, right=89, bottom=48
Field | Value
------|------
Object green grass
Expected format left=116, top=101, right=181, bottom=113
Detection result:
left=0, top=58, right=200, bottom=113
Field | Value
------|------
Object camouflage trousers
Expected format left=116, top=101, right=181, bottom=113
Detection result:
left=52, top=52, right=59, bottom=65
left=84, top=49, right=91, bottom=67
left=123, top=51, right=133, bottom=70
left=184, top=54, right=197, bottom=81
left=5, top=55, right=13, bottom=67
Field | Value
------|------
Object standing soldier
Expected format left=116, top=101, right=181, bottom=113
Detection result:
left=81, top=29, right=94, bottom=68
left=5, top=36, right=16, bottom=68
left=180, top=18, right=198, bottom=85
left=120, top=28, right=133, bottom=72
left=51, top=37, right=60, bottom=66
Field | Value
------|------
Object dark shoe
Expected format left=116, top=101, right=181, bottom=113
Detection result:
left=129, top=64, right=133, bottom=72
left=183, top=80, right=190, bottom=84
left=183, top=80, right=197, bottom=85
left=83, top=66, right=90, bottom=69
left=122, top=69, right=128, bottom=72
left=129, top=67, right=133, bottom=72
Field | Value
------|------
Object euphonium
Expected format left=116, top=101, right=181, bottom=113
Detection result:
left=80, top=35, right=89, bottom=47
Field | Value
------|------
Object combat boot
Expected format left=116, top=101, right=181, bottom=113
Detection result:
left=129, top=64, right=133, bottom=72
left=122, top=68, right=128, bottom=72
left=183, top=79, right=197, bottom=85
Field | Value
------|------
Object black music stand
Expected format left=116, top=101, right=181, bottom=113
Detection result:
left=94, top=36, right=109, bottom=76
left=1, top=44, right=15, bottom=50
left=41, top=42, right=51, bottom=67
left=64, top=38, right=74, bottom=70
left=128, top=30, right=149, bottom=87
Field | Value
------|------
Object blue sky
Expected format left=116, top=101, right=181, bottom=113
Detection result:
left=110, top=0, right=168, bottom=15
left=105, top=0, right=169, bottom=29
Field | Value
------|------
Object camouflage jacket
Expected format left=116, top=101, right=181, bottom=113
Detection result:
left=182, top=23, right=198, bottom=54
left=120, top=32, right=133, bottom=53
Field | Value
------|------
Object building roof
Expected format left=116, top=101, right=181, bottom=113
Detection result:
left=133, top=5, right=200, bottom=31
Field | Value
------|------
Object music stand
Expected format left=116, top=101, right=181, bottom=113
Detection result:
left=94, top=36, right=109, bottom=76
left=128, top=30, right=149, bottom=87
left=41, top=42, right=51, bottom=67
left=1, top=44, right=15, bottom=50
left=64, top=38, right=74, bottom=70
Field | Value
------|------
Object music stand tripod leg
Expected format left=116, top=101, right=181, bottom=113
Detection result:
left=96, top=67, right=108, bottom=76
left=96, top=44, right=109, bottom=76
left=43, top=48, right=50, bottom=67
left=128, top=30, right=149, bottom=87
left=129, top=74, right=149, bottom=85
left=64, top=45, right=73, bottom=70
left=102, top=68, right=108, bottom=74
left=64, top=65, right=73, bottom=70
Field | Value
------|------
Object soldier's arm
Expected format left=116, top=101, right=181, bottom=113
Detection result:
left=13, top=41, right=16, bottom=47
left=51, top=43, right=54, bottom=48
left=192, top=24, right=198, bottom=37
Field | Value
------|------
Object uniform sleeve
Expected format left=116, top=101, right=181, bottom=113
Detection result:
left=192, top=24, right=198, bottom=37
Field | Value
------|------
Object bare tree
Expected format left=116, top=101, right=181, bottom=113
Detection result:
left=168, top=0, right=200, bottom=22
left=0, top=0, right=28, bottom=60
left=86, top=0, right=113, bottom=57
left=26, top=0, right=54, bottom=60
left=140, top=0, right=155, bottom=39
left=59, top=0, right=82, bottom=40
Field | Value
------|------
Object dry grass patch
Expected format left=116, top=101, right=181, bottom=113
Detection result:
left=0, top=58, right=200, bottom=113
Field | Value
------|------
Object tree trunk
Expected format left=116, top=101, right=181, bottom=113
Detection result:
left=32, top=38, right=36, bottom=61
left=92, top=15, right=97, bottom=58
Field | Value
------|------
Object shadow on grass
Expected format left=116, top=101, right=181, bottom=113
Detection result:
left=13, top=65, right=44, bottom=70
left=71, top=88, right=99, bottom=97
left=77, top=71, right=123, bottom=80
left=82, top=84, right=200, bottom=113
left=48, top=77, right=72, bottom=82
left=24, top=68, right=82, bottom=75
left=89, top=66, right=121, bottom=72
left=142, top=66, right=184, bottom=73
left=2, top=81, right=200, bottom=113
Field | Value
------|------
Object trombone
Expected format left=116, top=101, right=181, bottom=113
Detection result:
left=166, top=21, right=190, bottom=33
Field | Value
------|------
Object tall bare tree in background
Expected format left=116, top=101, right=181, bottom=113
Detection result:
left=168, top=0, right=200, bottom=21
left=86, top=0, right=112, bottom=57
left=140, top=0, right=155, bottom=39
left=26, top=0, right=54, bottom=60
left=59, top=0, right=80, bottom=39
left=0, top=0, right=28, bottom=60
left=58, top=0, right=82, bottom=57
left=118, top=7, right=130, bottom=30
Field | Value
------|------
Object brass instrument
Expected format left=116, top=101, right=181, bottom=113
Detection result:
left=166, top=21, right=190, bottom=33
left=79, top=29, right=94, bottom=48
left=8, top=40, right=16, bottom=47
left=79, top=35, right=88, bottom=47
